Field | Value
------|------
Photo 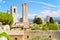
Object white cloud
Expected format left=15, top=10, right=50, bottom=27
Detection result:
left=40, top=2, right=56, bottom=7
left=28, top=14, right=37, bottom=19
left=30, top=1, right=56, bottom=7
left=28, top=10, right=60, bottom=18
left=40, top=10, right=60, bottom=17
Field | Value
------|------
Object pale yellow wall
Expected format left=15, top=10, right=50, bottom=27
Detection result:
left=7, top=30, right=60, bottom=40
left=24, top=30, right=60, bottom=40
left=10, top=35, right=23, bottom=40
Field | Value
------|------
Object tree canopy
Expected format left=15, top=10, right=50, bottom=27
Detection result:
left=31, top=23, right=59, bottom=30
left=33, top=17, right=42, bottom=24
left=43, top=23, right=59, bottom=30
left=0, top=12, right=13, bottom=28
left=31, top=24, right=41, bottom=30
left=49, top=17, right=54, bottom=23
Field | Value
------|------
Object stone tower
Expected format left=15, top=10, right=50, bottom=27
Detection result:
left=46, top=16, right=50, bottom=23
left=10, top=6, right=18, bottom=25
left=22, top=3, right=28, bottom=23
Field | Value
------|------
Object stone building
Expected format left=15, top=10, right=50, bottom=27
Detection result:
left=10, top=6, right=18, bottom=25
left=46, top=16, right=50, bottom=23
left=4, top=30, right=24, bottom=40
left=4, top=30, right=60, bottom=40
left=7, top=3, right=29, bottom=28
left=22, top=3, right=28, bottom=23
left=24, top=30, right=60, bottom=40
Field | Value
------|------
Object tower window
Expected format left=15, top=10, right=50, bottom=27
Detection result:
left=14, top=8, right=16, bottom=13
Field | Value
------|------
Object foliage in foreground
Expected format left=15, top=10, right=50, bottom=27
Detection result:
left=31, top=24, right=41, bottom=30
left=0, top=32, right=11, bottom=40
left=0, top=12, right=13, bottom=28
left=43, top=23, right=59, bottom=30
left=31, top=23, right=59, bottom=30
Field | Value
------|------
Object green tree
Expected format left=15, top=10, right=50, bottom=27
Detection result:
left=33, top=17, right=42, bottom=24
left=49, top=17, right=54, bottom=23
left=31, top=24, right=41, bottom=30
left=0, top=12, right=13, bottom=29
left=0, top=32, right=11, bottom=40
left=43, top=23, right=59, bottom=30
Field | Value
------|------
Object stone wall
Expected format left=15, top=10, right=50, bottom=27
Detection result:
left=5, top=30, right=60, bottom=40
left=10, top=35, right=23, bottom=40
left=24, top=30, right=60, bottom=40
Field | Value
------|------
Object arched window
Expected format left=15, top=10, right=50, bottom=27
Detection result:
left=14, top=8, right=16, bottom=13
left=15, top=37, right=17, bottom=40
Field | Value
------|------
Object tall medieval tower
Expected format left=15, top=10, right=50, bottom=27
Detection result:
left=10, top=6, right=18, bottom=25
left=46, top=16, right=50, bottom=23
left=22, top=3, right=28, bottom=23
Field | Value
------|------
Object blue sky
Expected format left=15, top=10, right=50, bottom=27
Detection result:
left=0, top=0, right=60, bottom=19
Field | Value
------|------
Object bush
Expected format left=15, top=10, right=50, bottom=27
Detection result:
left=0, top=12, right=13, bottom=29
left=33, top=17, right=42, bottom=24
left=43, top=23, right=59, bottom=30
left=49, top=17, right=54, bottom=23
left=31, top=24, right=41, bottom=30
left=0, top=32, right=11, bottom=40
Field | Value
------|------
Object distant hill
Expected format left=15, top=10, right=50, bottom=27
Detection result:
left=28, top=19, right=33, bottom=22
left=53, top=17, right=60, bottom=20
